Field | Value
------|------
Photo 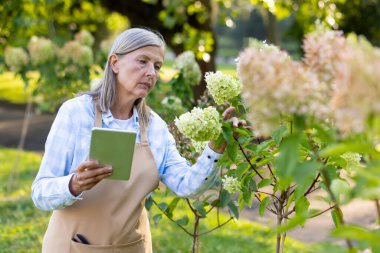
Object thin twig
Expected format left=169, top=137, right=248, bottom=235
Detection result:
left=152, top=198, right=193, bottom=236
left=304, top=173, right=321, bottom=196
left=198, top=217, right=234, bottom=236
left=234, top=136, right=264, bottom=179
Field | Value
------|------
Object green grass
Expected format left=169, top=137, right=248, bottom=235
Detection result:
left=0, top=147, right=347, bottom=252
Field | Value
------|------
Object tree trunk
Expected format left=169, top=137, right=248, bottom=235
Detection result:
left=192, top=215, right=200, bottom=253
left=263, top=9, right=280, bottom=46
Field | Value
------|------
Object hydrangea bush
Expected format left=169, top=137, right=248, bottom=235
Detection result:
left=4, top=30, right=94, bottom=112
left=152, top=26, right=380, bottom=253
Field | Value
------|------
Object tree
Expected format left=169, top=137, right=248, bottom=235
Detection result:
left=99, top=0, right=217, bottom=100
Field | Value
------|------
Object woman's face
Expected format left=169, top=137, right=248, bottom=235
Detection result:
left=111, top=45, right=164, bottom=100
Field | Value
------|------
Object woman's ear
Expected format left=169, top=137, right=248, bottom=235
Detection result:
left=109, top=54, right=119, bottom=74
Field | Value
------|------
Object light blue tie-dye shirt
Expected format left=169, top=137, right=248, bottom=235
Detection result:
left=31, top=95, right=221, bottom=211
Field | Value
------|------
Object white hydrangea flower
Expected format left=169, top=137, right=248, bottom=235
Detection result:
left=59, top=41, right=93, bottom=67
left=27, top=36, right=56, bottom=65
left=4, top=46, right=29, bottom=72
left=175, top=106, right=222, bottom=141
left=238, top=40, right=329, bottom=137
left=340, top=152, right=362, bottom=171
left=173, top=51, right=202, bottom=86
left=222, top=176, right=241, bottom=194
left=75, top=30, right=95, bottom=47
left=191, top=140, right=208, bottom=154
left=205, top=71, right=241, bottom=105
left=161, top=96, right=183, bottom=107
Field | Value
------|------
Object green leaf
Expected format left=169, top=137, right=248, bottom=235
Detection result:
left=145, top=196, right=153, bottom=211
left=331, top=225, right=380, bottom=243
left=153, top=214, right=162, bottom=226
left=273, top=213, right=308, bottom=234
left=165, top=197, right=180, bottom=218
left=242, top=187, right=253, bottom=208
left=257, top=139, right=276, bottom=153
left=227, top=141, right=238, bottom=162
left=236, top=162, right=250, bottom=177
left=295, top=196, right=310, bottom=219
left=259, top=197, right=270, bottom=217
left=228, top=200, right=240, bottom=219
left=331, top=208, right=343, bottom=228
left=175, top=215, right=189, bottom=226
left=258, top=179, right=272, bottom=189
left=272, top=125, right=288, bottom=144
left=193, top=201, right=207, bottom=217
left=276, top=134, right=300, bottom=189
left=218, top=189, right=231, bottom=207
left=157, top=202, right=168, bottom=212
left=320, top=143, right=379, bottom=158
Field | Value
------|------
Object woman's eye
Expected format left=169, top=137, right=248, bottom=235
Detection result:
left=138, top=60, right=146, bottom=64
left=154, top=65, right=161, bottom=71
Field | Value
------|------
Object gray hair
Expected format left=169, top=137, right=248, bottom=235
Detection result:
left=85, top=27, right=165, bottom=129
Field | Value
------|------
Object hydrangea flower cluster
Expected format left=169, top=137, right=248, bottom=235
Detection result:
left=205, top=71, right=241, bottom=105
left=173, top=51, right=202, bottom=86
left=238, top=40, right=328, bottom=137
left=175, top=106, right=222, bottom=141
left=191, top=140, right=208, bottom=154
left=74, top=30, right=95, bottom=47
left=222, top=176, right=241, bottom=194
left=340, top=152, right=362, bottom=171
left=4, top=47, right=29, bottom=72
left=27, top=36, right=56, bottom=66
left=331, top=35, right=380, bottom=134
left=60, top=41, right=93, bottom=67
left=303, top=27, right=346, bottom=86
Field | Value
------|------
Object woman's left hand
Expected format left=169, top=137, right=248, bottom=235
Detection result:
left=208, top=107, right=248, bottom=154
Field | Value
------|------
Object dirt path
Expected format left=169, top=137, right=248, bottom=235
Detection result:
left=0, top=101, right=54, bottom=151
left=240, top=190, right=378, bottom=244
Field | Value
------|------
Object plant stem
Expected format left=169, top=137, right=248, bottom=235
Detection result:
left=375, top=199, right=380, bottom=224
left=234, top=136, right=264, bottom=179
left=192, top=215, right=200, bottom=253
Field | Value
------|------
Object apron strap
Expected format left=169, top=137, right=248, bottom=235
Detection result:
left=139, top=122, right=149, bottom=144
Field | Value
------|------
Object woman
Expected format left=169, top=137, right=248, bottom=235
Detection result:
left=32, top=27, right=239, bottom=252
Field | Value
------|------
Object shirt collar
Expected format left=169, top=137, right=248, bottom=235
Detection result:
left=102, top=106, right=140, bottom=128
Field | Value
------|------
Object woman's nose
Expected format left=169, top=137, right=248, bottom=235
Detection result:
left=146, top=63, right=156, bottom=77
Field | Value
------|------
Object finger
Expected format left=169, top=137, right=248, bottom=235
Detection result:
left=222, top=107, right=235, bottom=121
left=238, top=120, right=247, bottom=126
left=231, top=117, right=239, bottom=128
left=77, top=171, right=113, bottom=190
left=76, top=166, right=112, bottom=181
left=76, top=160, right=102, bottom=172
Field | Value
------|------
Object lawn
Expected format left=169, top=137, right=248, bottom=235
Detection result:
left=0, top=147, right=346, bottom=253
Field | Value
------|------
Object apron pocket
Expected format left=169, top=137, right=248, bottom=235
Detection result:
left=70, top=238, right=145, bottom=253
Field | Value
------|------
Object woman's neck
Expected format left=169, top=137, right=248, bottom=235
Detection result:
left=111, top=98, right=135, bottom=120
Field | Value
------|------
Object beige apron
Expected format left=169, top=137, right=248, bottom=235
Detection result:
left=42, top=102, right=159, bottom=253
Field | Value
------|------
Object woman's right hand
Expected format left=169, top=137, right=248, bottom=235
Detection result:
left=69, top=160, right=113, bottom=196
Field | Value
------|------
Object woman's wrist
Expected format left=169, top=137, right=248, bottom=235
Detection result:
left=208, top=140, right=226, bottom=154
left=69, top=174, right=82, bottom=197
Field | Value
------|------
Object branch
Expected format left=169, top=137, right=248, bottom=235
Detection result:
left=304, top=173, right=321, bottom=197
left=197, top=217, right=234, bottom=236
left=234, top=136, right=264, bottom=179
left=152, top=198, right=193, bottom=236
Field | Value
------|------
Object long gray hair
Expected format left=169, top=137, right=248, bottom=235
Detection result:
left=85, top=27, right=165, bottom=129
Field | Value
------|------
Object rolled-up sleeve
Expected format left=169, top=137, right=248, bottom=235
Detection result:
left=159, top=129, right=222, bottom=197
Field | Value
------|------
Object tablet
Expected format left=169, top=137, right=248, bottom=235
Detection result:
left=89, top=127, right=136, bottom=180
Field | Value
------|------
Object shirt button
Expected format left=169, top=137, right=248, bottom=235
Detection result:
left=207, top=155, right=211, bottom=159
left=214, top=159, right=218, bottom=163
left=205, top=177, right=208, bottom=181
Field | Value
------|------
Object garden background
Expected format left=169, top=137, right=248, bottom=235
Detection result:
left=1, top=1, right=379, bottom=252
